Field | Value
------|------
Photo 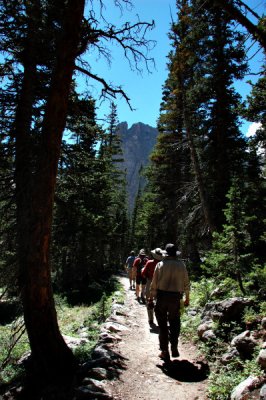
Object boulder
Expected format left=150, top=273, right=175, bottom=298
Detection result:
left=63, top=335, right=89, bottom=350
left=111, top=303, right=128, bottom=316
left=87, top=368, right=108, bottom=381
left=231, top=376, right=260, bottom=400
left=106, top=315, right=126, bottom=324
left=98, top=331, right=122, bottom=344
left=103, top=321, right=130, bottom=333
left=197, top=321, right=213, bottom=339
left=75, top=385, right=112, bottom=399
left=187, top=309, right=198, bottom=316
left=202, top=297, right=253, bottom=323
left=221, top=347, right=240, bottom=365
left=202, top=329, right=217, bottom=342
left=231, top=331, right=257, bottom=358
left=257, top=349, right=266, bottom=370
left=260, top=384, right=266, bottom=399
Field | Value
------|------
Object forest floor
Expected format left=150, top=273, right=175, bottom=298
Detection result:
left=104, top=274, right=210, bottom=400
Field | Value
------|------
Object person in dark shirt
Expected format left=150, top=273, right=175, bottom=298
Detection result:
left=141, top=248, right=164, bottom=327
left=133, top=249, right=148, bottom=304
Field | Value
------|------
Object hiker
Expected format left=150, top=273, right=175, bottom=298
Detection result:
left=150, top=243, right=190, bottom=361
left=125, top=250, right=136, bottom=290
left=133, top=248, right=148, bottom=303
left=141, top=248, right=164, bottom=327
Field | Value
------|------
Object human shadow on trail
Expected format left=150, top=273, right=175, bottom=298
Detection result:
left=157, top=359, right=209, bottom=382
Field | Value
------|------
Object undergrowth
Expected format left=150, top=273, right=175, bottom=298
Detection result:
left=181, top=278, right=265, bottom=399
left=0, top=277, right=124, bottom=385
left=208, top=353, right=262, bottom=400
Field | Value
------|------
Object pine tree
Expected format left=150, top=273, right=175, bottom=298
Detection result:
left=99, top=103, right=129, bottom=266
left=141, top=0, right=249, bottom=255
left=205, top=171, right=266, bottom=296
left=52, top=96, right=104, bottom=299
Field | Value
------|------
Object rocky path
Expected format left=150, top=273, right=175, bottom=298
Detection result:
left=104, top=274, right=209, bottom=400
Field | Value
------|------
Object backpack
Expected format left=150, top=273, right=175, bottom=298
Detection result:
left=136, top=257, right=147, bottom=274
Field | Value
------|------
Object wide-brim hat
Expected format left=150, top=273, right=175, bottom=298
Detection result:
left=150, top=248, right=164, bottom=261
left=165, top=243, right=181, bottom=257
left=139, top=248, right=146, bottom=256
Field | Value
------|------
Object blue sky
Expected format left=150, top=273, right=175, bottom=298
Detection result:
left=77, top=0, right=265, bottom=135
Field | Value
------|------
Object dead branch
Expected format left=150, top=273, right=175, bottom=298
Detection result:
left=75, top=64, right=132, bottom=108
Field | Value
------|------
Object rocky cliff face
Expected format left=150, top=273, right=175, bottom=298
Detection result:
left=116, top=122, right=158, bottom=211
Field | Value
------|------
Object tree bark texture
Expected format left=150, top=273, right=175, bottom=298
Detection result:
left=183, top=104, right=217, bottom=234
left=15, top=0, right=85, bottom=380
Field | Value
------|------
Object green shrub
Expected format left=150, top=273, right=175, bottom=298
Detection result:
left=73, top=342, right=96, bottom=364
left=190, top=278, right=216, bottom=308
left=260, top=301, right=266, bottom=316
left=208, top=349, right=262, bottom=399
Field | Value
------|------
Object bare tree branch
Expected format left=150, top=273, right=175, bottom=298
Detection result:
left=235, top=0, right=261, bottom=20
left=75, top=64, right=132, bottom=108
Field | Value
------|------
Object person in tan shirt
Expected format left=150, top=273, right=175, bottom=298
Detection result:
left=150, top=243, right=190, bottom=361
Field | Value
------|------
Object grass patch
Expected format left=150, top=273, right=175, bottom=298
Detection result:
left=0, top=276, right=125, bottom=385
left=208, top=352, right=263, bottom=400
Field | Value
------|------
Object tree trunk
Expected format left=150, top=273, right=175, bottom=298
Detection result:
left=183, top=104, right=217, bottom=234
left=213, top=0, right=266, bottom=51
left=15, top=0, right=85, bottom=381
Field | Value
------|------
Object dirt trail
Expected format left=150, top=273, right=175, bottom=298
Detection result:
left=105, top=275, right=209, bottom=400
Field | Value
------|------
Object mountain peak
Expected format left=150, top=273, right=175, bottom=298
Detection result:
left=116, top=122, right=158, bottom=211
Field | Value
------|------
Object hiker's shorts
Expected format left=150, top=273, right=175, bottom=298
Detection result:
left=136, top=274, right=147, bottom=285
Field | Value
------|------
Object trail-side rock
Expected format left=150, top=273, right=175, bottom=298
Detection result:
left=260, top=383, right=266, bottom=399
left=112, top=291, right=124, bottom=304
left=111, top=303, right=128, bottom=316
left=106, top=315, right=127, bottom=325
left=202, top=329, right=217, bottom=342
left=230, top=331, right=257, bottom=359
left=202, top=297, right=253, bottom=323
left=98, top=331, right=122, bottom=344
left=257, top=349, right=266, bottom=370
left=81, top=379, right=106, bottom=391
left=221, top=347, right=240, bottom=365
left=84, top=368, right=108, bottom=381
left=197, top=321, right=213, bottom=339
left=230, top=376, right=261, bottom=400
left=92, top=345, right=119, bottom=360
left=74, top=385, right=112, bottom=399
left=210, top=286, right=226, bottom=300
left=187, top=309, right=198, bottom=316
left=262, top=318, right=266, bottom=330
left=81, top=357, right=114, bottom=373
left=63, top=335, right=89, bottom=350
left=103, top=321, right=130, bottom=333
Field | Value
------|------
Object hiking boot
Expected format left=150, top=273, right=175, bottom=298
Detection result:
left=141, top=295, right=146, bottom=304
left=149, top=320, right=154, bottom=327
left=171, top=347, right=179, bottom=357
left=159, top=350, right=170, bottom=361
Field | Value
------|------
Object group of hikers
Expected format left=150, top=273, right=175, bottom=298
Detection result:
left=124, top=243, right=190, bottom=361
